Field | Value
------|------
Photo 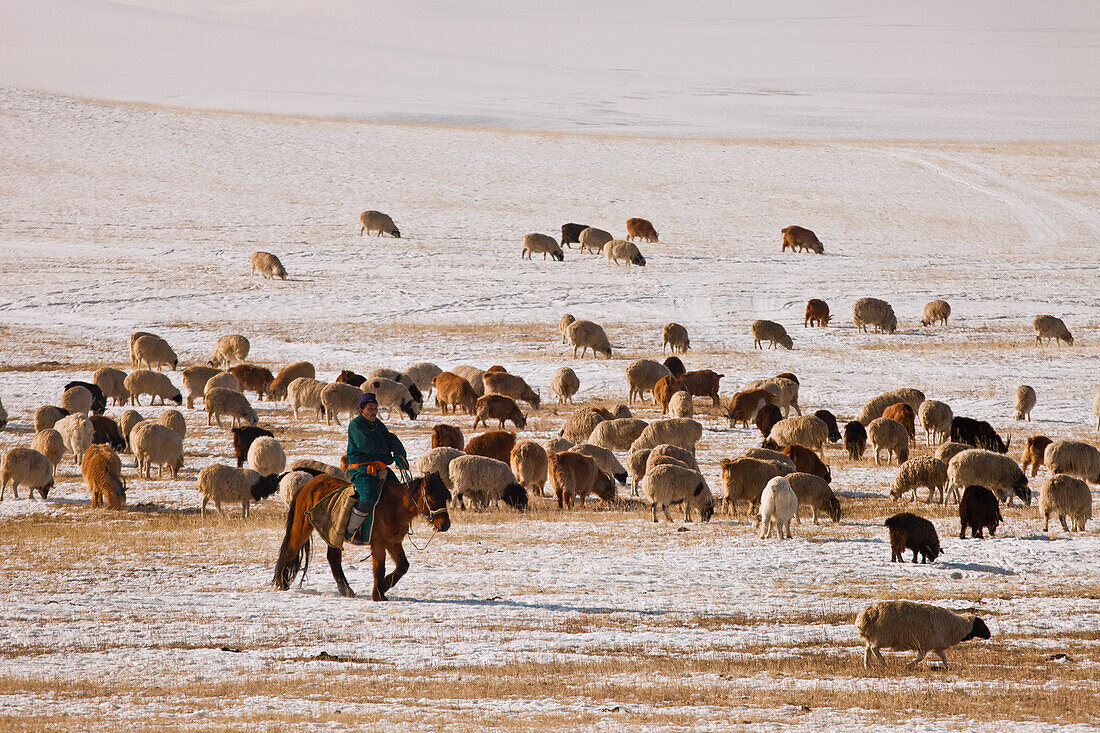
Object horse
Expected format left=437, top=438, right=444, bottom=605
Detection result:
left=273, top=471, right=451, bottom=600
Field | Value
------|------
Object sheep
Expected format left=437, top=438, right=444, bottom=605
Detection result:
left=415, top=447, right=466, bottom=492
left=433, top=372, right=479, bottom=415
left=448, top=455, right=527, bottom=511
left=548, top=451, right=612, bottom=509
left=560, top=409, right=609, bottom=444
left=483, top=371, right=540, bottom=410
left=367, top=369, right=424, bottom=405
left=129, top=331, right=159, bottom=367
left=765, top=415, right=829, bottom=459
left=359, top=210, right=400, bottom=237
left=181, top=366, right=222, bottom=409
left=320, top=382, right=363, bottom=425
left=667, top=391, right=693, bottom=418
left=624, top=217, right=658, bottom=242
left=918, top=400, right=953, bottom=445
left=853, top=297, right=898, bottom=334
left=124, top=370, right=182, bottom=407
left=247, top=436, right=286, bottom=476
left=54, top=413, right=94, bottom=465
left=130, top=422, right=184, bottom=479
left=883, top=403, right=916, bottom=443
left=93, top=367, right=130, bottom=406
left=642, top=463, right=714, bottom=523
left=742, top=447, right=796, bottom=474
left=82, top=444, right=125, bottom=509
left=660, top=358, right=684, bottom=381
left=759, top=477, right=798, bottom=539
left=286, top=378, right=326, bottom=422
left=662, top=323, right=690, bottom=353
left=654, top=376, right=686, bottom=415
left=250, top=251, right=287, bottom=280
left=59, top=385, right=93, bottom=417
left=885, top=512, right=941, bottom=563
left=545, top=437, right=575, bottom=454
left=958, top=485, right=1002, bottom=539
left=950, top=416, right=1008, bottom=454
left=630, top=418, right=703, bottom=455
left=844, top=420, right=867, bottom=460
left=205, top=371, right=242, bottom=395
left=404, top=362, right=442, bottom=398
left=921, top=300, right=951, bottom=327
left=626, top=359, right=672, bottom=403
left=119, top=410, right=143, bottom=452
left=781, top=444, right=831, bottom=482
left=856, top=601, right=990, bottom=670
left=209, top=335, right=250, bottom=368
left=473, top=395, right=526, bottom=430
left=560, top=223, right=590, bottom=248
left=286, top=459, right=348, bottom=482
left=867, top=418, right=910, bottom=466
left=558, top=314, right=576, bottom=344
left=1044, top=439, right=1100, bottom=484
left=890, top=457, right=949, bottom=503
left=786, top=472, right=841, bottom=523
left=804, top=298, right=830, bottom=327
left=679, top=370, right=723, bottom=407
left=567, top=319, right=612, bottom=359
left=857, top=389, right=926, bottom=425
left=550, top=367, right=580, bottom=404
left=578, top=227, right=613, bottom=254
left=511, top=440, right=549, bottom=497
left=781, top=225, right=824, bottom=254
left=522, top=233, right=564, bottom=261
left=451, top=366, right=486, bottom=397
left=64, top=380, right=107, bottom=415
left=1039, top=474, right=1092, bottom=532
left=228, top=364, right=275, bottom=401
left=431, top=423, right=464, bottom=450
left=278, top=470, right=316, bottom=509
left=206, top=386, right=259, bottom=428
left=232, top=426, right=274, bottom=468
left=745, top=377, right=801, bottom=417
left=726, top=389, right=776, bottom=428
left=720, top=457, right=783, bottom=516
left=751, top=320, right=793, bottom=350
left=756, top=405, right=784, bottom=440
left=132, top=334, right=178, bottom=371
left=813, top=410, right=841, bottom=443
left=465, top=430, right=517, bottom=465
left=626, top=449, right=651, bottom=495
left=1021, top=435, right=1053, bottom=477
left=1014, top=385, right=1036, bottom=421
left=32, top=429, right=65, bottom=467
left=268, top=361, right=316, bottom=401
left=570, top=443, right=628, bottom=486
left=88, top=415, right=125, bottom=452
left=604, top=239, right=646, bottom=267
left=0, top=448, right=54, bottom=500
left=935, top=441, right=973, bottom=466
left=197, top=463, right=281, bottom=517
left=947, top=449, right=1030, bottom=506
left=612, top=404, right=633, bottom=419
left=1033, top=315, right=1073, bottom=346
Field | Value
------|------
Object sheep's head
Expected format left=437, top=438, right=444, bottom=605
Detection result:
left=401, top=400, right=420, bottom=421
left=598, top=346, right=612, bottom=359
left=694, top=483, right=714, bottom=522
left=1013, top=480, right=1032, bottom=506
left=390, top=227, right=401, bottom=238
left=170, top=392, right=183, bottom=406
left=551, top=250, right=564, bottom=262
left=631, top=253, right=646, bottom=266
left=962, top=617, right=991, bottom=642
left=502, top=482, right=528, bottom=511
left=1061, top=333, right=1074, bottom=345
left=780, top=334, right=794, bottom=350
left=512, top=411, right=527, bottom=429
left=36, top=479, right=53, bottom=500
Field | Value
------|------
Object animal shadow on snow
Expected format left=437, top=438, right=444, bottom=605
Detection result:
left=937, top=561, right=1015, bottom=576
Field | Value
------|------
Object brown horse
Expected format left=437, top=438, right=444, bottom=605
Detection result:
left=273, top=471, right=451, bottom=599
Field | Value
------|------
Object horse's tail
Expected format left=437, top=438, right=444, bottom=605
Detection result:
left=273, top=487, right=312, bottom=590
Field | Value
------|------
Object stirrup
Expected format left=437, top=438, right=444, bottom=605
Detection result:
left=345, top=507, right=369, bottom=545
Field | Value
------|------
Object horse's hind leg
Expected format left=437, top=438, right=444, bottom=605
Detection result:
left=371, top=545, right=389, bottom=601
left=381, top=544, right=410, bottom=594
left=326, top=547, right=354, bottom=598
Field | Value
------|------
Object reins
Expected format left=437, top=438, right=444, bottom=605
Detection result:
left=356, top=474, right=445, bottom=557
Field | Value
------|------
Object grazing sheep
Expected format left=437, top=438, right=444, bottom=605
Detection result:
left=286, top=459, right=348, bottom=482
left=627, top=449, right=651, bottom=495
left=751, top=320, right=793, bottom=350
left=197, top=463, right=280, bottom=517
left=93, top=367, right=130, bottom=406
left=404, top=362, right=443, bottom=398
left=858, top=388, right=926, bottom=425
left=181, top=366, right=222, bottom=409
left=1014, top=385, right=1036, bottom=421
left=1039, top=474, right=1092, bottom=532
left=285, top=377, right=326, bottom=422
left=268, top=361, right=316, bottom=401
left=813, top=410, right=842, bottom=443
left=124, top=370, right=182, bottom=407
left=885, top=512, right=941, bottom=563
left=958, top=485, right=1002, bottom=539
left=663, top=357, right=685, bottom=379
left=320, top=382, right=363, bottom=425
left=60, top=385, right=94, bottom=417
left=232, top=426, right=274, bottom=468
left=626, top=217, right=659, bottom=243
left=449, top=455, right=528, bottom=511
left=921, top=300, right=951, bottom=327
left=247, top=436, right=286, bottom=476
left=630, top=418, right=703, bottom=455
left=604, top=239, right=646, bottom=267
left=511, top=441, right=549, bottom=497
left=359, top=210, right=400, bottom=237
left=132, top=334, right=179, bottom=371
left=950, top=416, right=1008, bottom=454
left=451, top=366, right=486, bottom=397
left=433, top=372, right=479, bottom=415
left=465, top=430, right=517, bottom=465
left=662, top=323, right=690, bottom=353
left=32, top=429, right=65, bottom=467
left=787, top=472, right=841, bottom=523
left=560, top=409, right=610, bottom=444
left=745, top=376, right=801, bottom=417
left=1044, top=439, right=1100, bottom=484
left=251, top=251, right=287, bottom=280
left=550, top=367, right=580, bottom=404
left=765, top=415, right=829, bottom=459
left=867, top=418, right=910, bottom=466
left=918, top=400, right=953, bottom=445
left=567, top=319, right=612, bottom=359
left=759, top=477, right=798, bottom=539
left=883, top=403, right=916, bottom=443
left=856, top=601, right=990, bottom=669
left=853, top=297, right=898, bottom=334
left=278, top=470, right=316, bottom=509
left=54, top=414, right=94, bottom=465
left=548, top=451, right=612, bottom=509
left=367, top=369, right=424, bottom=405
left=558, top=314, right=576, bottom=343
left=473, top=395, right=526, bottom=430
left=130, top=422, right=184, bottom=479
left=643, top=464, right=714, bottom=523
left=88, top=415, right=126, bottom=452
left=935, top=441, right=973, bottom=466
left=483, top=371, right=540, bottom=410
left=626, top=359, right=672, bottom=403
left=570, top=443, right=628, bottom=485
left=844, top=420, right=868, bottom=460
left=667, top=391, right=693, bottom=418
left=361, top=377, right=421, bottom=420
left=34, top=405, right=69, bottom=433
left=947, top=449, right=1030, bottom=506
left=1021, top=435, right=1052, bottom=477
left=781, top=225, right=824, bottom=254
left=228, top=364, right=275, bottom=401
left=578, top=227, right=613, bottom=254
left=679, top=370, right=723, bottom=407
left=82, top=444, right=125, bottom=509
left=0, top=448, right=54, bottom=500
left=1033, top=315, right=1073, bottom=346
left=522, top=233, right=564, bottom=261
left=432, top=423, right=464, bottom=450
left=726, top=389, right=776, bottom=428
left=804, top=299, right=830, bottom=327
left=720, top=457, right=783, bottom=516
left=742, top=447, right=796, bottom=474
left=209, top=335, right=250, bottom=368
left=890, top=457, right=949, bottom=503
left=782, top=444, right=831, bottom=482
left=129, top=331, right=159, bottom=367
left=119, top=410, right=143, bottom=452
left=206, top=387, right=259, bottom=428
left=560, top=223, right=590, bottom=248
left=205, top=371, right=242, bottom=395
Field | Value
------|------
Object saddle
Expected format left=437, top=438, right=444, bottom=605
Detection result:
left=306, top=484, right=358, bottom=549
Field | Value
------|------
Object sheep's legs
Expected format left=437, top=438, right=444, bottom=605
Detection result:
left=906, top=650, right=929, bottom=670
left=326, top=547, right=354, bottom=598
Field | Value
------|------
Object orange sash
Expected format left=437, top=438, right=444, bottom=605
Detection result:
left=347, top=460, right=388, bottom=476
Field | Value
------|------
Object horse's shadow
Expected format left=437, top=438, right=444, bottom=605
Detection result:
left=384, top=594, right=671, bottom=617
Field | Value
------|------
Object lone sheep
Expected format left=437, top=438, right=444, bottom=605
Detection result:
left=550, top=367, right=580, bottom=404
left=567, top=320, right=612, bottom=359
left=1039, top=474, right=1091, bottom=532
left=251, top=251, right=287, bottom=280
left=781, top=225, right=823, bottom=254
left=856, top=601, right=990, bottom=669
left=522, top=233, right=564, bottom=261
left=1014, top=385, right=1036, bottom=421
left=853, top=298, right=897, bottom=334
left=752, top=320, right=793, bottom=350
left=359, top=210, right=400, bottom=238
left=662, top=323, right=690, bottom=353
left=921, top=300, right=951, bottom=327
left=1033, top=315, right=1073, bottom=346
left=804, top=299, right=830, bottom=327
left=604, top=240, right=646, bottom=267
left=625, top=218, right=658, bottom=243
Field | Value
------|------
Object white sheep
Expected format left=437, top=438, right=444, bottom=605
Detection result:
left=1044, top=440, right=1100, bottom=484
left=124, top=370, right=182, bottom=406
left=625, top=359, right=672, bottom=403
left=34, top=405, right=68, bottom=433
left=197, top=463, right=280, bottom=517
left=521, top=233, right=564, bottom=261
left=278, top=470, right=316, bottom=509
left=205, top=371, right=242, bottom=395
left=414, top=447, right=466, bottom=492
left=566, top=319, right=612, bottom=359
left=54, top=413, right=94, bottom=465
left=93, top=367, right=130, bottom=406
left=551, top=366, right=580, bottom=404
left=745, top=377, right=801, bottom=417
left=247, top=436, right=286, bottom=476
left=587, top=418, right=649, bottom=452
left=205, top=387, right=259, bottom=428
left=856, top=601, right=991, bottom=669
left=662, top=323, right=689, bottom=353
left=286, top=458, right=349, bottom=482
left=128, top=331, right=158, bottom=367
left=642, top=463, right=714, bottom=522
left=759, top=476, right=798, bottom=539
left=209, top=335, right=250, bottom=368
left=667, top=391, right=693, bottom=418
left=751, top=320, right=793, bottom=350
left=362, top=377, right=420, bottom=420
left=0, top=448, right=54, bottom=499
left=451, top=366, right=486, bottom=397
left=1033, top=315, right=1073, bottom=346
left=132, top=334, right=178, bottom=370
left=630, top=418, right=703, bottom=455
left=559, top=409, right=608, bottom=444
left=130, top=422, right=184, bottom=479
left=404, top=362, right=442, bottom=397
left=1012, top=385, right=1036, bottom=421
left=853, top=297, right=898, bottom=334
left=867, top=417, right=910, bottom=466
left=604, top=239, right=646, bottom=267
left=558, top=314, right=576, bottom=344
left=786, top=472, right=841, bottom=523
left=947, top=449, right=1030, bottom=505
left=288, top=377, right=327, bottom=421
left=578, top=227, right=613, bottom=254
left=765, top=415, right=828, bottom=459
left=32, top=429, right=65, bottom=467
left=920, top=300, right=951, bottom=327
left=119, top=409, right=143, bottom=452
left=156, top=409, right=187, bottom=439
left=359, top=210, right=400, bottom=237
left=511, top=440, right=549, bottom=497
left=251, top=251, right=287, bottom=280
left=181, top=366, right=221, bottom=409
left=570, top=443, right=628, bottom=485
left=448, top=454, right=524, bottom=510
left=321, top=382, right=363, bottom=425
left=890, top=456, right=949, bottom=503
left=918, top=400, right=953, bottom=445
left=60, top=385, right=94, bottom=416
left=1039, top=474, right=1092, bottom=532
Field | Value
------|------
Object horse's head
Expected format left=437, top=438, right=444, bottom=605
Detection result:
left=419, top=472, right=451, bottom=531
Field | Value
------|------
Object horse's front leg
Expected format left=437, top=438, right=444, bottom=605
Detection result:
left=381, top=544, right=410, bottom=594
left=327, top=546, right=354, bottom=598
left=371, top=544, right=388, bottom=601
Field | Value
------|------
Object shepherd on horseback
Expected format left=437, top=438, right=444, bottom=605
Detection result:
left=346, top=392, right=409, bottom=545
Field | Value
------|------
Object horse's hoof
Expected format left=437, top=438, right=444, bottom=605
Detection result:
left=340, top=586, right=355, bottom=598
left=372, top=590, right=387, bottom=602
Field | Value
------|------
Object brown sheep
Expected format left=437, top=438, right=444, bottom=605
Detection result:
left=883, top=403, right=916, bottom=443
left=726, top=389, right=776, bottom=428
left=548, top=451, right=612, bottom=509
left=755, top=404, right=783, bottom=438
left=465, top=430, right=517, bottom=465
left=781, top=225, right=824, bottom=254
left=82, top=444, right=125, bottom=509
left=680, top=369, right=723, bottom=406
left=654, top=376, right=687, bottom=415
left=433, top=372, right=479, bottom=415
left=473, top=395, right=527, bottom=430
left=511, top=440, right=549, bottom=497
left=432, top=423, right=465, bottom=450
left=228, top=365, right=275, bottom=401
left=268, top=361, right=315, bottom=401
left=625, top=217, right=658, bottom=243
left=1021, top=435, right=1053, bottom=477
left=782, top=444, right=831, bottom=482
left=804, top=299, right=830, bottom=327
left=335, top=369, right=366, bottom=387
